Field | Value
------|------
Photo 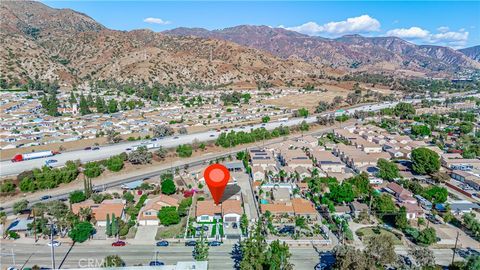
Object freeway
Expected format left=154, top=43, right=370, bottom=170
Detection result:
left=0, top=101, right=401, bottom=177
left=0, top=241, right=462, bottom=269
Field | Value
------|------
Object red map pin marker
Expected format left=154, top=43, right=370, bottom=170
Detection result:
left=203, top=164, right=230, bottom=205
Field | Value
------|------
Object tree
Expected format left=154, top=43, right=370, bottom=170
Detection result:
left=297, top=108, right=309, bottom=118
left=373, top=194, right=396, bottom=220
left=177, top=197, right=192, bottom=217
left=412, top=125, right=432, bottom=137
left=69, top=190, right=86, bottom=204
left=299, top=120, right=309, bottom=131
left=394, top=102, right=415, bottom=118
left=176, top=144, right=193, bottom=158
left=0, top=180, right=16, bottom=193
left=465, top=255, right=480, bottom=270
left=408, top=245, right=435, bottom=268
left=161, top=179, right=176, bottom=195
left=106, top=155, right=124, bottom=172
left=416, top=227, right=437, bottom=246
left=365, top=234, right=397, bottom=266
left=107, top=99, right=118, bottom=113
left=458, top=122, right=474, bottom=134
left=333, top=245, right=374, bottom=270
left=265, top=240, right=294, bottom=270
left=154, top=147, right=168, bottom=160
left=106, top=214, right=112, bottom=237
left=411, top=148, right=440, bottom=175
left=69, top=91, right=76, bottom=105
left=13, top=199, right=29, bottom=214
left=95, top=96, right=106, bottom=113
left=78, top=207, right=92, bottom=221
left=240, top=213, right=249, bottom=236
left=262, top=116, right=270, bottom=123
left=315, top=101, right=330, bottom=113
left=68, top=221, right=94, bottom=243
left=423, top=186, right=448, bottom=204
left=158, top=206, right=180, bottom=225
left=122, top=192, right=134, bottom=203
left=327, top=182, right=354, bottom=203
left=377, top=158, right=400, bottom=181
left=111, top=213, right=119, bottom=237
left=193, top=229, right=209, bottom=261
left=106, top=129, right=121, bottom=144
left=128, top=146, right=152, bottom=164
left=153, top=125, right=174, bottom=138
left=395, top=206, right=408, bottom=230
left=102, top=255, right=125, bottom=267
left=79, top=94, right=91, bottom=115
left=83, top=161, right=103, bottom=178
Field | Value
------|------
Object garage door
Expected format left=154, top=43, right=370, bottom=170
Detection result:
left=225, top=216, right=237, bottom=222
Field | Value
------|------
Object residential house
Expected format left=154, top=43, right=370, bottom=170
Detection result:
left=386, top=182, right=416, bottom=204
left=138, top=195, right=179, bottom=226
left=72, top=199, right=125, bottom=227
left=292, top=198, right=318, bottom=221
left=222, top=199, right=243, bottom=223
left=451, top=170, right=480, bottom=191
left=350, top=201, right=369, bottom=218
left=196, top=200, right=222, bottom=223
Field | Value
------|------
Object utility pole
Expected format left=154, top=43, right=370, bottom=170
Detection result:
left=451, top=231, right=460, bottom=265
left=50, top=223, right=55, bottom=270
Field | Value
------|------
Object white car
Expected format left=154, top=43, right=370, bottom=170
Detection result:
left=47, top=240, right=61, bottom=247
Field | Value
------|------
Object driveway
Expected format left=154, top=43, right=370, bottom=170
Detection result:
left=132, top=225, right=157, bottom=244
left=233, top=172, right=259, bottom=221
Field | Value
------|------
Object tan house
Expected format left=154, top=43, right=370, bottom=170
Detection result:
left=72, top=199, right=125, bottom=227
left=137, top=195, right=179, bottom=226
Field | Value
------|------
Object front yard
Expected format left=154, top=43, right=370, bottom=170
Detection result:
left=356, top=226, right=403, bottom=245
left=155, top=217, right=187, bottom=240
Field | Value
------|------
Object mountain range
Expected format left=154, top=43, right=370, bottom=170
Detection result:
left=1, top=0, right=479, bottom=89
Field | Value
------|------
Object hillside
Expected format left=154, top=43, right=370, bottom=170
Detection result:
left=459, top=45, right=480, bottom=62
left=165, top=25, right=480, bottom=76
left=0, top=1, right=320, bottom=88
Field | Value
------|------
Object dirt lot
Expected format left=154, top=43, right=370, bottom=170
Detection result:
left=264, top=83, right=394, bottom=111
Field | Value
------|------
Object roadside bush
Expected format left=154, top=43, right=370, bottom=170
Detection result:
left=176, top=144, right=193, bottom=158
left=83, top=162, right=103, bottom=178
left=0, top=180, right=16, bottom=193
left=106, top=156, right=124, bottom=172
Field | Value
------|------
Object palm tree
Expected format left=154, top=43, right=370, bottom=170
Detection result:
left=79, top=207, right=92, bottom=222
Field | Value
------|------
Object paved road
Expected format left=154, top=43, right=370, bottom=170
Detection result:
left=0, top=241, right=464, bottom=269
left=0, top=101, right=405, bottom=177
left=0, top=242, right=325, bottom=269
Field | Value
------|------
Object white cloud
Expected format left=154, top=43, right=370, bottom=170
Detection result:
left=143, top=17, right=171, bottom=25
left=386, top=27, right=430, bottom=39
left=386, top=26, right=469, bottom=48
left=437, top=26, right=449, bottom=33
left=284, top=15, right=380, bottom=36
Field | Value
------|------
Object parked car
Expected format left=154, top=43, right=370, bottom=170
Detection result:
left=149, top=261, right=164, bottom=266
left=185, top=241, right=196, bottom=246
left=47, top=240, right=61, bottom=247
left=92, top=147, right=100, bottom=150
left=84, top=147, right=92, bottom=150
left=112, top=241, right=126, bottom=247
left=196, top=225, right=209, bottom=231
left=208, top=241, right=222, bottom=246
left=40, top=195, right=52, bottom=201
left=156, top=240, right=169, bottom=247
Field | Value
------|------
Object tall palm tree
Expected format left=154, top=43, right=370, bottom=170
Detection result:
left=79, top=207, right=92, bottom=222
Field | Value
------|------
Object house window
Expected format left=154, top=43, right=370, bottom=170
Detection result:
left=200, top=216, right=209, bottom=221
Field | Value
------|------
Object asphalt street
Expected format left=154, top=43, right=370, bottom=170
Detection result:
left=0, top=241, right=463, bottom=269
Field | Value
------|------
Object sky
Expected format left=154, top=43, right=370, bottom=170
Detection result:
left=43, top=1, right=480, bottom=48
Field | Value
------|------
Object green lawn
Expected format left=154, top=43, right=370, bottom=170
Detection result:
left=356, top=227, right=403, bottom=245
